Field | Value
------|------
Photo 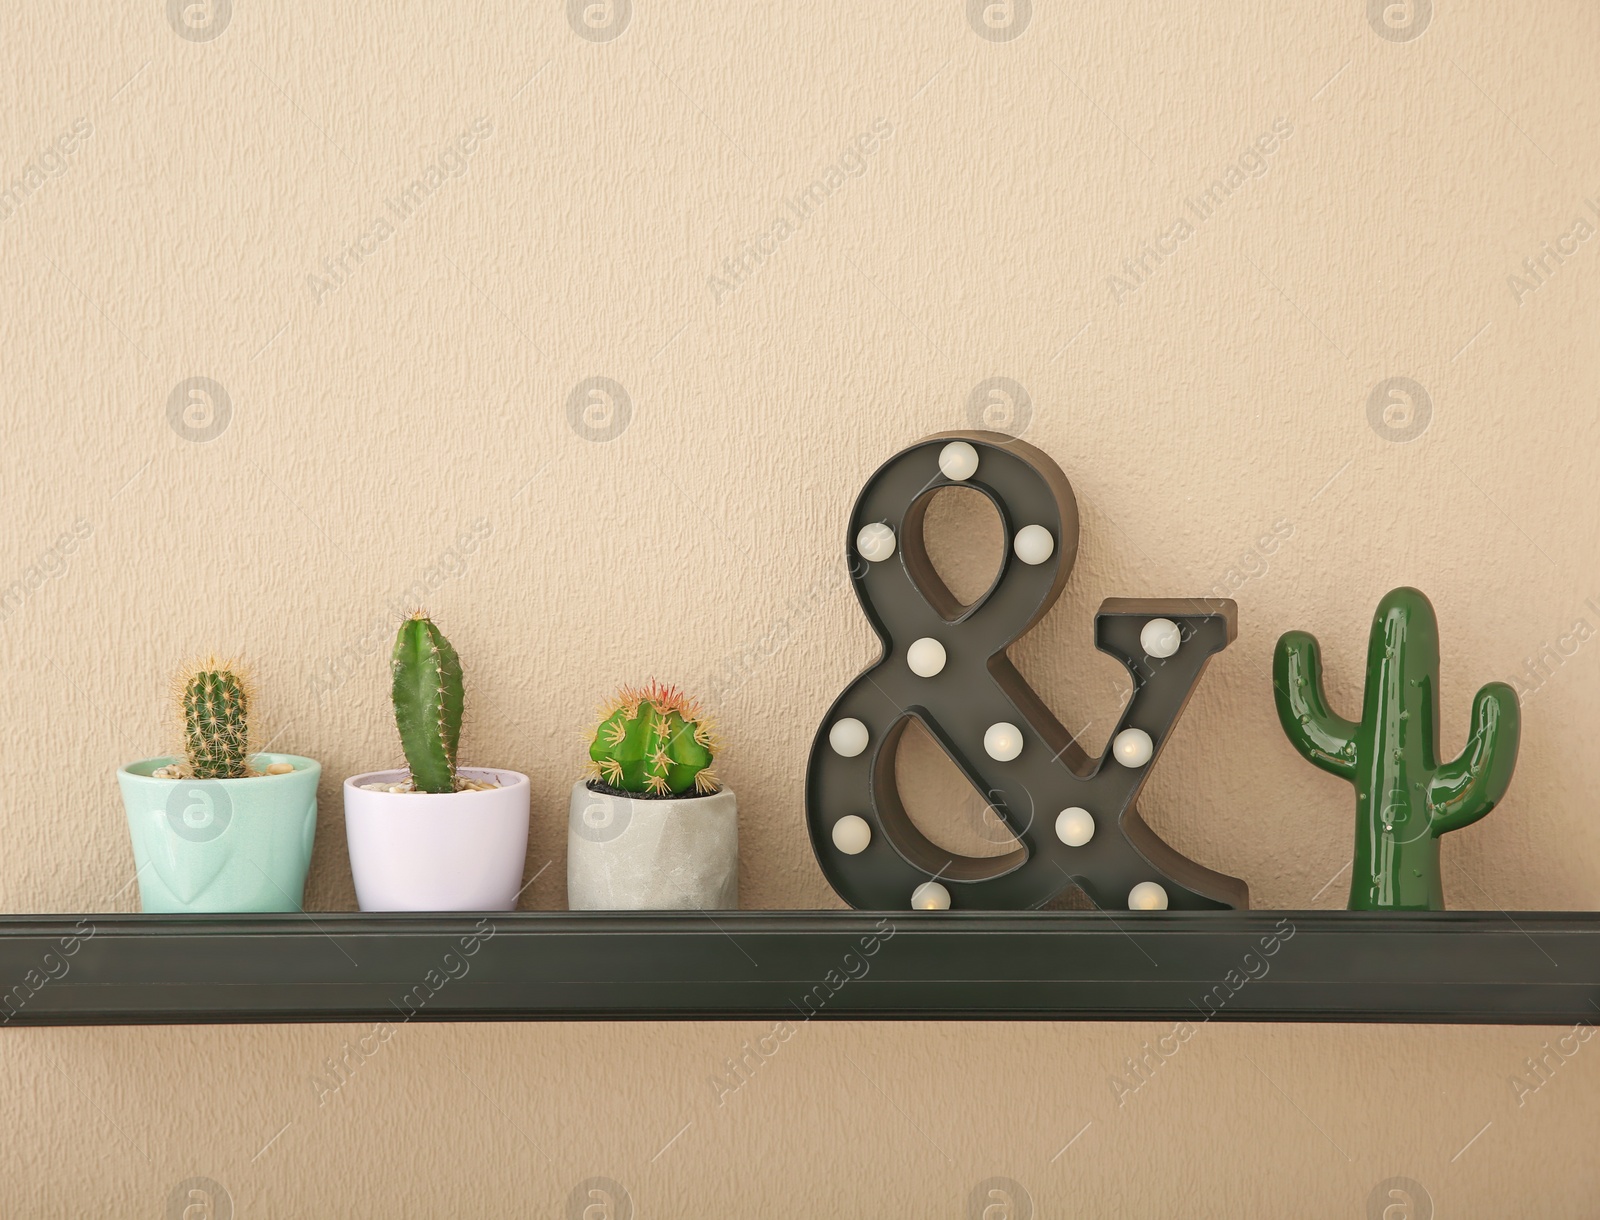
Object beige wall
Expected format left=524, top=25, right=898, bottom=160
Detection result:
left=2, top=1, right=1598, bottom=1214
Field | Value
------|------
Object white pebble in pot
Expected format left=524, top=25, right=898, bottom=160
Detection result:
left=829, top=717, right=870, bottom=758
left=906, top=637, right=946, bottom=678
left=1013, top=525, right=1054, bottom=565
left=1055, top=807, right=1095, bottom=847
left=856, top=522, right=896, bottom=563
left=1140, top=617, right=1182, bottom=659
left=831, top=815, right=872, bottom=855
left=911, top=881, right=951, bottom=910
left=938, top=441, right=980, bottom=481
left=1112, top=728, right=1153, bottom=768
left=1128, top=881, right=1168, bottom=910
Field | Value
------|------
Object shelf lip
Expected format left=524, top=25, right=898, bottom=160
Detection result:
left=1, top=910, right=1596, bottom=1027
left=3, top=909, right=1597, bottom=931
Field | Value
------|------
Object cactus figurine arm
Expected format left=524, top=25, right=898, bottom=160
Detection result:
left=1429, top=681, right=1520, bottom=834
left=1273, top=630, right=1359, bottom=780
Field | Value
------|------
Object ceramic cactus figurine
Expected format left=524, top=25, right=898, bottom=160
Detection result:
left=587, top=681, right=720, bottom=796
left=176, top=661, right=254, bottom=779
left=391, top=613, right=464, bottom=795
left=1274, top=586, right=1520, bottom=911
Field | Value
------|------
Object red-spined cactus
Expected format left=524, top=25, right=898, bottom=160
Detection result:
left=587, top=682, right=720, bottom=796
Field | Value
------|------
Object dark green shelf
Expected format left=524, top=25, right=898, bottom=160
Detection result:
left=0, top=910, right=1595, bottom=1026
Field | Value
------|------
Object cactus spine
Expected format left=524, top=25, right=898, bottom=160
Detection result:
left=391, top=613, right=463, bottom=794
left=1274, top=586, right=1520, bottom=911
left=176, top=661, right=253, bottom=779
left=587, top=681, right=719, bottom=796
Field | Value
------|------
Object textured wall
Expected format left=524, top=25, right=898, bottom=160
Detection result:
left=2, top=1, right=1599, bottom=1215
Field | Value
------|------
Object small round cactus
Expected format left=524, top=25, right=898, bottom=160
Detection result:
left=391, top=613, right=464, bottom=795
left=587, top=682, right=720, bottom=796
left=174, top=660, right=254, bottom=779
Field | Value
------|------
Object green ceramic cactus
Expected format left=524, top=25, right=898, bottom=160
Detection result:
left=587, top=681, right=720, bottom=796
left=391, top=613, right=463, bottom=794
left=1274, top=586, right=1520, bottom=911
left=177, top=661, right=253, bottom=779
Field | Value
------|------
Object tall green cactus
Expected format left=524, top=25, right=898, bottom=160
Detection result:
left=177, top=661, right=253, bottom=779
left=587, top=682, right=720, bottom=796
left=1274, top=586, right=1520, bottom=911
left=391, top=613, right=463, bottom=794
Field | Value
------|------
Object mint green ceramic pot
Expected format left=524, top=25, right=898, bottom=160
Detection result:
left=117, top=754, right=320, bottom=913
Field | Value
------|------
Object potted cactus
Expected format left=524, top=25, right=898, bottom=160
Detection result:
left=567, top=682, right=738, bottom=910
left=343, top=613, right=530, bottom=911
left=117, top=659, right=321, bottom=913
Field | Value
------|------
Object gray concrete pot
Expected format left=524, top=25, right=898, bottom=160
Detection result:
left=566, top=780, right=738, bottom=910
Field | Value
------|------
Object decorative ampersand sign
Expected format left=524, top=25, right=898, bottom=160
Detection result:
left=805, top=431, right=1249, bottom=912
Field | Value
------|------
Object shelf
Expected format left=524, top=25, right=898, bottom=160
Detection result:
left=1, top=910, right=1596, bottom=1027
